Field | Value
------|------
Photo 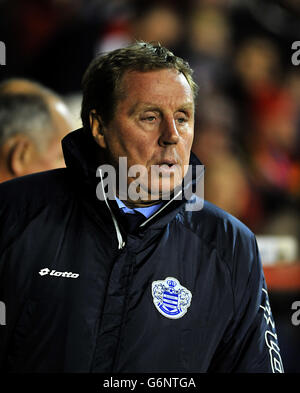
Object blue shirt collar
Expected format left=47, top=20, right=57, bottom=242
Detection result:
left=115, top=197, right=162, bottom=218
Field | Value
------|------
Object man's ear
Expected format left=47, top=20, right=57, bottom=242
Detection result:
left=89, top=110, right=107, bottom=149
left=5, top=135, right=36, bottom=177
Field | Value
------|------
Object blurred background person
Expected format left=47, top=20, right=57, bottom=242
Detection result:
left=184, top=4, right=233, bottom=95
left=229, top=37, right=300, bottom=237
left=96, top=0, right=183, bottom=54
left=0, top=78, right=74, bottom=182
left=192, top=93, right=262, bottom=231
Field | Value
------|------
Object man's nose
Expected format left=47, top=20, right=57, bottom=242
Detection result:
left=158, top=117, right=180, bottom=147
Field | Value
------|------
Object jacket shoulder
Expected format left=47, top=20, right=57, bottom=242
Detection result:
left=185, top=199, right=254, bottom=241
left=0, top=169, right=76, bottom=255
left=182, top=200, right=258, bottom=272
left=0, top=168, right=73, bottom=210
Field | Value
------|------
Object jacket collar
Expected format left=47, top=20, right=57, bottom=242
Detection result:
left=62, top=128, right=205, bottom=232
left=62, top=127, right=104, bottom=183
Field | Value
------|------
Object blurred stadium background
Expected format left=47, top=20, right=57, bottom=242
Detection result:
left=0, top=0, right=299, bottom=372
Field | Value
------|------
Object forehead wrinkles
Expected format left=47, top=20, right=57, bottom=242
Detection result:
left=117, top=69, right=194, bottom=110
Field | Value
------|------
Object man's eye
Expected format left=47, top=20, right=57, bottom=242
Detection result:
left=177, top=117, right=187, bottom=124
left=142, top=116, right=156, bottom=122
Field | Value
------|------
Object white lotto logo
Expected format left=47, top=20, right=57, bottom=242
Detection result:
left=39, top=268, right=79, bottom=278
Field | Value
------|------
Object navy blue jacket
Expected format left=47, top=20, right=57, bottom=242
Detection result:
left=0, top=128, right=284, bottom=372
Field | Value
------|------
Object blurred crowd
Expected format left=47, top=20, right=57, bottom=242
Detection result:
left=0, top=0, right=300, bottom=242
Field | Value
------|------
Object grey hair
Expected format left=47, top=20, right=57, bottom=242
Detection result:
left=0, top=94, right=54, bottom=151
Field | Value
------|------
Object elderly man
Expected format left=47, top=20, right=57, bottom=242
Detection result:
left=0, top=79, right=74, bottom=182
left=0, top=42, right=283, bottom=373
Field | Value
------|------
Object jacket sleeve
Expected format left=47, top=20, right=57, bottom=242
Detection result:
left=0, top=182, right=21, bottom=371
left=0, top=190, right=8, bottom=370
left=209, top=231, right=284, bottom=373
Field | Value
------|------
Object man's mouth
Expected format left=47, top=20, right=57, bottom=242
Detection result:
left=153, top=160, right=181, bottom=176
left=157, top=159, right=178, bottom=166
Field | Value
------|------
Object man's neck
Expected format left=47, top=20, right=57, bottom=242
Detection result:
left=117, top=198, right=162, bottom=209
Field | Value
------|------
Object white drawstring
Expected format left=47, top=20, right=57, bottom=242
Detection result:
left=139, top=189, right=183, bottom=228
left=98, top=168, right=195, bottom=244
left=98, top=169, right=125, bottom=249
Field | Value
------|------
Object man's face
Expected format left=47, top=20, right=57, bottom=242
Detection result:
left=95, top=68, right=194, bottom=203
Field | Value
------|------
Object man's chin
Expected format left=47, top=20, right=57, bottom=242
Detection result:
left=136, top=183, right=181, bottom=202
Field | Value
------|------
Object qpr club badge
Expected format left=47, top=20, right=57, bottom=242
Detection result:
left=151, top=277, right=192, bottom=319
